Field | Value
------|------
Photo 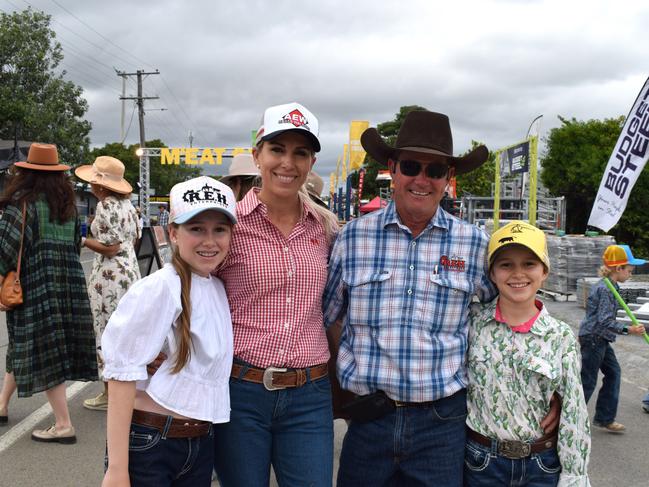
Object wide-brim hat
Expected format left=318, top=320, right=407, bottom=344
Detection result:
left=14, top=143, right=71, bottom=171
left=488, top=221, right=550, bottom=269
left=255, top=102, right=321, bottom=152
left=74, top=156, right=132, bottom=194
left=305, top=171, right=326, bottom=207
left=220, top=153, right=259, bottom=186
left=360, top=111, right=488, bottom=175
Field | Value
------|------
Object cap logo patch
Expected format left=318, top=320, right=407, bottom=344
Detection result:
left=510, top=223, right=526, bottom=233
left=183, top=183, right=228, bottom=207
left=280, top=109, right=310, bottom=129
left=498, top=236, right=515, bottom=244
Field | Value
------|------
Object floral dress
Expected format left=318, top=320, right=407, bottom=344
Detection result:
left=87, top=196, right=141, bottom=375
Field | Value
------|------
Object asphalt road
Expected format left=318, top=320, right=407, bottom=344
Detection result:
left=0, top=253, right=647, bottom=486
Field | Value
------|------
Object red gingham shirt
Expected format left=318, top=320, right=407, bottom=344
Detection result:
left=217, top=189, right=331, bottom=368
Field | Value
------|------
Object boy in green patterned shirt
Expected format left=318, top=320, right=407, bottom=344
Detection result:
left=465, top=221, right=590, bottom=487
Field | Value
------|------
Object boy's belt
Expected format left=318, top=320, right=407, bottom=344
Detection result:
left=467, top=427, right=557, bottom=459
left=132, top=409, right=211, bottom=438
left=231, top=363, right=328, bottom=391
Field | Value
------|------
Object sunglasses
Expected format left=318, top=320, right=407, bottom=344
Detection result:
left=398, top=159, right=449, bottom=179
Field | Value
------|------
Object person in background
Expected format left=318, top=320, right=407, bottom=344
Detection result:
left=465, top=221, right=590, bottom=486
left=74, top=156, right=141, bottom=411
left=213, top=102, right=339, bottom=487
left=157, top=204, right=170, bottom=227
left=101, top=177, right=236, bottom=486
left=0, top=143, right=97, bottom=443
left=221, top=153, right=261, bottom=201
left=305, top=171, right=329, bottom=209
left=579, top=244, right=646, bottom=433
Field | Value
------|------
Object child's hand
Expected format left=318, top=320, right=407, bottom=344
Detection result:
left=146, top=352, right=167, bottom=375
left=628, top=325, right=645, bottom=336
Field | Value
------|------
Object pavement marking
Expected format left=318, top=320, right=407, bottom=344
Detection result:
left=0, top=381, right=92, bottom=454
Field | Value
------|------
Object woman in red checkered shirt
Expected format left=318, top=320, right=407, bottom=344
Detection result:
left=213, top=103, right=339, bottom=487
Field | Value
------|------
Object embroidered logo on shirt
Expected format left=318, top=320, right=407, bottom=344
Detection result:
left=311, top=238, right=319, bottom=246
left=440, top=255, right=466, bottom=272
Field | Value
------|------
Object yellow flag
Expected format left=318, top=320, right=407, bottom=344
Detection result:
left=349, top=120, right=369, bottom=170
left=329, top=172, right=336, bottom=195
left=341, top=144, right=349, bottom=180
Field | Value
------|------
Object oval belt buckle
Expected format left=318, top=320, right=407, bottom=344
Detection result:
left=263, top=367, right=288, bottom=391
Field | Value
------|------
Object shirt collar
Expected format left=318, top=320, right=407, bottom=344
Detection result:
left=381, top=201, right=450, bottom=234
left=489, top=298, right=553, bottom=336
left=237, top=187, right=317, bottom=222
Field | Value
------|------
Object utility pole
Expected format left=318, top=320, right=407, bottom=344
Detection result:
left=116, top=69, right=159, bottom=226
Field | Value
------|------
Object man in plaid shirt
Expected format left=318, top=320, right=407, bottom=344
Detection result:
left=157, top=204, right=169, bottom=227
left=323, top=110, right=496, bottom=486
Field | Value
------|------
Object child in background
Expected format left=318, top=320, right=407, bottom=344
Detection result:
left=465, top=221, right=590, bottom=486
left=101, top=177, right=236, bottom=486
left=578, top=244, right=646, bottom=433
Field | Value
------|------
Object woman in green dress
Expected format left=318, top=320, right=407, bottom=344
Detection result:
left=0, top=143, right=98, bottom=444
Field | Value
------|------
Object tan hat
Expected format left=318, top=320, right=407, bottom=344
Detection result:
left=220, top=154, right=259, bottom=185
left=75, top=156, right=133, bottom=194
left=14, top=143, right=71, bottom=171
left=305, top=171, right=326, bottom=206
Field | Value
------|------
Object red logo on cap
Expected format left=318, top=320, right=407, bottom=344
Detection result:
left=284, top=109, right=307, bottom=127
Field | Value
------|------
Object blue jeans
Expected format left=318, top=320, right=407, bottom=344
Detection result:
left=213, top=373, right=334, bottom=487
left=579, top=334, right=621, bottom=424
left=337, top=389, right=467, bottom=487
left=642, top=392, right=649, bottom=411
left=463, top=438, right=561, bottom=486
left=108, top=422, right=214, bottom=486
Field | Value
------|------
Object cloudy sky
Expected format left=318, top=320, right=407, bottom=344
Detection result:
left=3, top=0, right=649, bottom=189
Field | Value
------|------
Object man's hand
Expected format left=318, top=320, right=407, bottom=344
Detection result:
left=146, top=352, right=167, bottom=376
left=540, top=392, right=562, bottom=434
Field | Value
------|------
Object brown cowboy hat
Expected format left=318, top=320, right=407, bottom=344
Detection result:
left=75, top=156, right=132, bottom=194
left=14, top=143, right=71, bottom=171
left=360, top=111, right=489, bottom=175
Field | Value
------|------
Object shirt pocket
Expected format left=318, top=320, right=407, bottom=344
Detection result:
left=516, top=355, right=558, bottom=400
left=423, top=275, right=475, bottom=332
left=343, top=270, right=393, bottom=327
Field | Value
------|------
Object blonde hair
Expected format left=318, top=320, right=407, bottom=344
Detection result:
left=598, top=264, right=630, bottom=278
left=169, top=225, right=193, bottom=374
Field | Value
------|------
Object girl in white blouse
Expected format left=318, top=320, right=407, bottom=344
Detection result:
left=101, top=177, right=236, bottom=487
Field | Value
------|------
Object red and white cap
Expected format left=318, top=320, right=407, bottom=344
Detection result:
left=255, top=102, right=321, bottom=152
left=169, top=176, right=237, bottom=225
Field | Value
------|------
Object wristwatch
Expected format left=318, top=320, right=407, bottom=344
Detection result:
left=621, top=326, right=629, bottom=335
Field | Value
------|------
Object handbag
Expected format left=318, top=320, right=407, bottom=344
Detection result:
left=1, top=202, right=27, bottom=309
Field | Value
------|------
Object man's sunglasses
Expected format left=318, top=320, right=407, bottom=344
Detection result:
left=398, top=159, right=449, bottom=179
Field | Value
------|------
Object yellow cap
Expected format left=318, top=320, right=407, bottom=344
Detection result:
left=488, top=221, right=550, bottom=269
left=602, top=245, right=628, bottom=267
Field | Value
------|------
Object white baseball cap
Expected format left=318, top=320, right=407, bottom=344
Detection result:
left=169, top=176, right=237, bottom=225
left=255, top=102, right=321, bottom=152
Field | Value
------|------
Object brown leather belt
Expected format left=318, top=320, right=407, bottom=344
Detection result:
left=231, top=363, right=328, bottom=391
left=132, top=409, right=211, bottom=439
left=467, top=427, right=557, bottom=459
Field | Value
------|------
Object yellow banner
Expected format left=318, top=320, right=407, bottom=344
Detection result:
left=341, top=144, right=349, bottom=180
left=349, top=121, right=369, bottom=170
left=329, top=171, right=336, bottom=195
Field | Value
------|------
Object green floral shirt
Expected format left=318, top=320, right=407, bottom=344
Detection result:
left=467, top=299, right=591, bottom=487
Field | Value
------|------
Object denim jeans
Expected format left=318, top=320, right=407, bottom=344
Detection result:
left=642, top=392, right=649, bottom=411
left=579, top=334, right=621, bottom=424
left=463, top=438, right=561, bottom=486
left=107, top=421, right=214, bottom=487
left=337, top=389, right=467, bottom=487
left=213, top=373, right=334, bottom=487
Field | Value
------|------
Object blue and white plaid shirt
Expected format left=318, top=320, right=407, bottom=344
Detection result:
left=323, top=201, right=496, bottom=402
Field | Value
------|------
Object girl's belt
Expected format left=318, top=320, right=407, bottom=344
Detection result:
left=467, top=427, right=558, bottom=459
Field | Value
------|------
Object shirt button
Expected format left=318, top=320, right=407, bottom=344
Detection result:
left=278, top=349, right=284, bottom=355
left=284, top=322, right=290, bottom=329
left=283, top=247, right=289, bottom=252
left=286, top=297, right=291, bottom=303
left=407, top=289, right=413, bottom=295
left=411, top=242, right=416, bottom=247
left=409, top=265, right=414, bottom=270
left=287, top=271, right=293, bottom=277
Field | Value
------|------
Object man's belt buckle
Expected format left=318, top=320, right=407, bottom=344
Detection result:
left=262, top=367, right=288, bottom=391
left=498, top=440, right=531, bottom=459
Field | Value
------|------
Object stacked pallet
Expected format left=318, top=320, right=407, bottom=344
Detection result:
left=544, top=235, right=615, bottom=294
left=576, top=277, right=649, bottom=308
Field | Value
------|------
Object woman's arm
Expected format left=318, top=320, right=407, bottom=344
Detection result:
left=84, top=237, right=120, bottom=257
left=102, top=380, right=136, bottom=487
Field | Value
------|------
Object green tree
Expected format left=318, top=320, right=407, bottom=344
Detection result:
left=541, top=115, right=649, bottom=255
left=456, top=140, right=496, bottom=196
left=88, top=140, right=202, bottom=196
left=0, top=8, right=91, bottom=164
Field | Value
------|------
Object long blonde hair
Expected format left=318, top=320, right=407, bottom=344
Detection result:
left=169, top=227, right=193, bottom=374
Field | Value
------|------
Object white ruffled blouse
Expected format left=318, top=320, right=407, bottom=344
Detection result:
left=102, top=264, right=233, bottom=423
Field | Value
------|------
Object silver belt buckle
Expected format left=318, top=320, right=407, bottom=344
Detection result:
left=498, top=440, right=531, bottom=459
left=262, top=367, right=288, bottom=391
